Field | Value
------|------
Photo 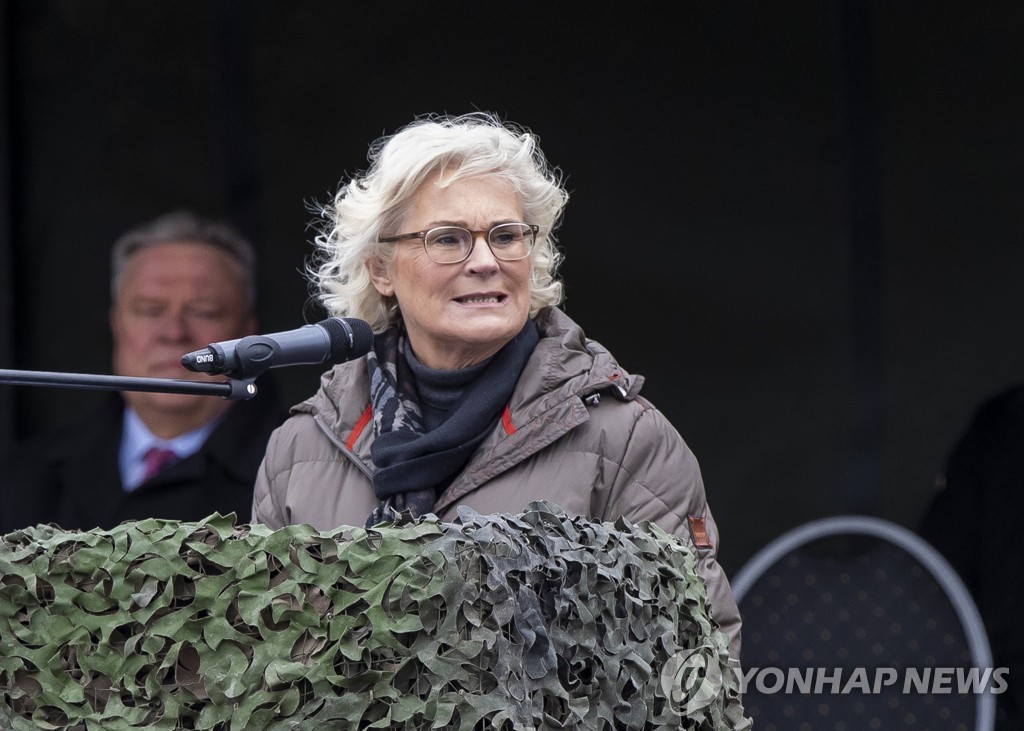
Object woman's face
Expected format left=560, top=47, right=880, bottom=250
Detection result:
left=368, top=171, right=532, bottom=369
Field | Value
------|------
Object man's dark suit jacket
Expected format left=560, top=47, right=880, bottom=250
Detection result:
left=920, top=384, right=1024, bottom=731
left=0, top=384, right=286, bottom=533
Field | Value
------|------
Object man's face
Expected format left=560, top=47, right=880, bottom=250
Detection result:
left=110, top=241, right=256, bottom=423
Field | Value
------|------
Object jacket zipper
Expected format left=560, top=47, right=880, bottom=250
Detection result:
left=312, top=413, right=375, bottom=481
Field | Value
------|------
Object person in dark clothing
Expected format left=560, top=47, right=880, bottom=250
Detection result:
left=0, top=211, right=286, bottom=532
left=920, top=384, right=1024, bottom=731
left=2, top=386, right=283, bottom=531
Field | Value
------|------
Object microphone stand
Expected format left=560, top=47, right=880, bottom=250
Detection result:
left=0, top=369, right=258, bottom=400
left=0, top=337, right=292, bottom=400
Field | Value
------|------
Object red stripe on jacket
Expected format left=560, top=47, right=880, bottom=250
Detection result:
left=501, top=404, right=516, bottom=435
left=346, top=404, right=373, bottom=450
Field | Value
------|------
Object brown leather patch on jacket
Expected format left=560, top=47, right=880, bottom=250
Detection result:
left=688, top=515, right=713, bottom=549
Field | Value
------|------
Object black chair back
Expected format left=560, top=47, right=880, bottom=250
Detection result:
left=731, top=516, right=996, bottom=731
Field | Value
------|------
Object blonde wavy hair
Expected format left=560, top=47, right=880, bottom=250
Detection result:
left=309, top=112, right=569, bottom=332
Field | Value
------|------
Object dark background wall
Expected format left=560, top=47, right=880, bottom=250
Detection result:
left=2, top=1, right=1022, bottom=574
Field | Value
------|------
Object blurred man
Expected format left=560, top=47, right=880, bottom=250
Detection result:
left=920, top=386, right=1024, bottom=730
left=0, top=211, right=285, bottom=532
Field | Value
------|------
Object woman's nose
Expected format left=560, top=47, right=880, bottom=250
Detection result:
left=464, top=233, right=499, bottom=270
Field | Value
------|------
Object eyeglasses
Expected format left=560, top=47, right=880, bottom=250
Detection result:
left=379, top=223, right=539, bottom=264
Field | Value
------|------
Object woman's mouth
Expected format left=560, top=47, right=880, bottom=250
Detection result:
left=454, top=293, right=506, bottom=304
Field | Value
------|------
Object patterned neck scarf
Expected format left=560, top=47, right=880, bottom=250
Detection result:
left=365, top=319, right=539, bottom=527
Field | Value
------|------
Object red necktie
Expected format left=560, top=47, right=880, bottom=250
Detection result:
left=142, top=446, right=178, bottom=482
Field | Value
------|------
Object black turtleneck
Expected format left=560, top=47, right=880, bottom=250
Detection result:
left=402, top=342, right=492, bottom=432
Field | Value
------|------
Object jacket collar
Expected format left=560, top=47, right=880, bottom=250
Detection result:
left=300, top=306, right=644, bottom=503
left=438, top=306, right=642, bottom=508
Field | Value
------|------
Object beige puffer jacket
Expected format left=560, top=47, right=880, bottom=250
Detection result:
left=253, top=307, right=743, bottom=662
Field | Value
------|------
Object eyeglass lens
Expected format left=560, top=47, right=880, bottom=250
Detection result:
left=423, top=223, right=534, bottom=263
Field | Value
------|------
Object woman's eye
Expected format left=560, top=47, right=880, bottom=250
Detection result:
left=431, top=234, right=464, bottom=247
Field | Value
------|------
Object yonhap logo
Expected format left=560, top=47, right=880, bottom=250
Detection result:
left=660, top=655, right=1008, bottom=718
left=661, top=648, right=725, bottom=715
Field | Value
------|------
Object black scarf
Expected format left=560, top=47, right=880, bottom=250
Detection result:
left=365, top=319, right=539, bottom=527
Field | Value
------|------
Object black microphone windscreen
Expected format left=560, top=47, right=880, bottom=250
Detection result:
left=321, top=318, right=374, bottom=362
left=346, top=318, right=375, bottom=355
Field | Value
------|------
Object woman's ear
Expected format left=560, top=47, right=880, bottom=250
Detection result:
left=366, top=257, right=394, bottom=296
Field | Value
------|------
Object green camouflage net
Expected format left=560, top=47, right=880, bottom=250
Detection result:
left=0, top=502, right=749, bottom=730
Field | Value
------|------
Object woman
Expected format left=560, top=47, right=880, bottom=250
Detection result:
left=252, top=112, right=742, bottom=660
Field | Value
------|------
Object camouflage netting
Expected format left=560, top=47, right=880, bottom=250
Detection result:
left=0, top=502, right=748, bottom=730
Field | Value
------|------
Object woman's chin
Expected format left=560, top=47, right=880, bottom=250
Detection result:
left=456, top=312, right=522, bottom=340
left=417, top=326, right=518, bottom=369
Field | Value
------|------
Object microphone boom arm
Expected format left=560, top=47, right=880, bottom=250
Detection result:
left=0, top=369, right=258, bottom=400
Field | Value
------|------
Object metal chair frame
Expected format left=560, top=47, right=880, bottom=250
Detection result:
left=731, top=515, right=996, bottom=731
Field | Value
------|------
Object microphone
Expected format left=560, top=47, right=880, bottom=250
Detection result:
left=181, top=317, right=374, bottom=379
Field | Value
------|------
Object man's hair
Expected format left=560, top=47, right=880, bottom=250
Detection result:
left=110, top=211, right=257, bottom=308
